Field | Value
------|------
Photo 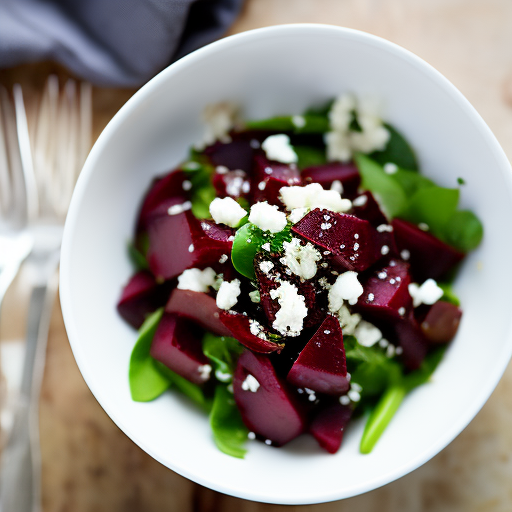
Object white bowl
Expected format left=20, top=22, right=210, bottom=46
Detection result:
left=60, top=24, right=512, bottom=504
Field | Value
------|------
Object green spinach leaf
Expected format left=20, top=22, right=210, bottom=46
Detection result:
left=293, top=145, right=327, bottom=169
left=370, top=123, right=419, bottom=171
left=128, top=241, right=149, bottom=271
left=203, top=333, right=244, bottom=383
left=444, top=210, right=483, bottom=252
left=245, top=114, right=329, bottom=134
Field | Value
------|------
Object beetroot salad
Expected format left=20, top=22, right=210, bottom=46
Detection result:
left=118, top=95, right=483, bottom=457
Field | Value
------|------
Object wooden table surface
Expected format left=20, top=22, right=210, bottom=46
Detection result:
left=2, top=1, right=512, bottom=511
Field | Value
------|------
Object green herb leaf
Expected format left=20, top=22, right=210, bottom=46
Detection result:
left=128, top=241, right=149, bottom=271
left=402, top=346, right=446, bottom=392
left=209, top=385, right=249, bottom=458
left=354, top=154, right=408, bottom=218
left=437, top=283, right=461, bottom=306
left=370, top=123, right=419, bottom=171
left=181, top=155, right=216, bottom=219
left=389, top=168, right=435, bottom=197
left=129, top=309, right=171, bottom=402
left=203, top=333, right=244, bottom=383
left=444, top=210, right=484, bottom=253
left=293, top=145, right=327, bottom=169
left=245, top=114, right=329, bottom=134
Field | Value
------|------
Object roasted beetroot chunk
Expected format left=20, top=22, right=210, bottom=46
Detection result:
left=292, top=209, right=382, bottom=272
left=393, top=313, right=429, bottom=370
left=302, top=162, right=360, bottom=199
left=117, top=270, right=170, bottom=329
left=219, top=311, right=284, bottom=353
left=150, top=313, right=210, bottom=385
left=212, top=169, right=250, bottom=199
left=287, top=315, right=350, bottom=396
left=351, top=191, right=389, bottom=227
left=420, top=301, right=462, bottom=343
left=165, top=289, right=232, bottom=337
left=233, top=350, right=306, bottom=446
left=392, top=218, right=465, bottom=282
left=309, top=402, right=352, bottom=454
left=203, top=138, right=255, bottom=172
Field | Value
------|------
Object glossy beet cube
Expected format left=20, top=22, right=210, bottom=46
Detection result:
left=212, top=169, right=250, bottom=199
left=356, top=259, right=413, bottom=322
left=233, top=350, right=306, bottom=446
left=150, top=313, right=210, bottom=385
left=392, top=219, right=465, bottom=282
left=117, top=270, right=171, bottom=329
left=302, top=162, right=360, bottom=199
left=393, top=312, right=429, bottom=370
left=219, top=311, right=284, bottom=353
left=309, top=402, right=352, bottom=454
left=165, top=289, right=232, bottom=337
left=287, top=315, right=350, bottom=396
left=420, top=301, right=462, bottom=343
left=292, top=210, right=382, bottom=272
left=204, top=137, right=255, bottom=172
left=351, top=191, right=389, bottom=227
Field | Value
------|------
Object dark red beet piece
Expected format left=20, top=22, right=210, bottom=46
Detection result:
left=204, top=138, right=255, bottom=172
left=420, top=301, right=462, bottom=343
left=351, top=191, right=389, bottom=227
left=292, top=210, right=383, bottom=272
left=117, top=270, right=171, bottom=329
left=165, top=289, right=232, bottom=337
left=356, top=259, right=413, bottom=323
left=233, top=350, right=306, bottom=446
left=287, top=315, right=350, bottom=396
left=392, top=219, right=465, bottom=282
left=219, top=311, right=284, bottom=353
left=150, top=313, right=210, bottom=385
left=309, top=402, right=352, bottom=454
left=393, top=312, right=429, bottom=370
left=212, top=169, right=250, bottom=199
left=302, top=162, right=360, bottom=199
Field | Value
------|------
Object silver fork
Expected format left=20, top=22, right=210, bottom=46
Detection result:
left=0, top=77, right=92, bottom=512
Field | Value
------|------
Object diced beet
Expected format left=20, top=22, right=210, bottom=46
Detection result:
left=292, top=210, right=382, bottom=272
left=287, top=315, right=350, bottom=395
left=233, top=350, right=306, bottom=446
left=219, top=311, right=284, bottom=353
left=393, top=312, right=429, bottom=370
left=150, top=313, right=210, bottom=385
left=302, top=162, right=360, bottom=199
left=356, top=259, right=413, bottom=322
left=251, top=153, right=300, bottom=205
left=420, top=301, right=462, bottom=343
left=392, top=219, right=465, bottom=282
left=351, top=191, right=389, bottom=227
left=203, top=138, right=255, bottom=172
left=212, top=169, right=250, bottom=199
left=309, top=402, right=352, bottom=454
left=117, top=270, right=171, bottom=329
left=137, top=170, right=187, bottom=230
left=165, top=289, right=232, bottom=337
left=147, top=211, right=232, bottom=280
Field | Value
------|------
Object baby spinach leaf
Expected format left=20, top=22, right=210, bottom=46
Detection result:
left=437, top=283, right=461, bottom=306
left=203, top=333, right=244, bottom=383
left=389, top=168, right=435, bottom=197
left=190, top=185, right=216, bottom=219
left=231, top=223, right=267, bottom=279
left=245, top=114, right=329, bottom=134
left=209, top=385, right=249, bottom=458
left=444, top=210, right=483, bottom=252
left=370, top=123, right=419, bottom=171
left=269, top=222, right=293, bottom=252
left=128, top=241, right=149, bottom=271
left=181, top=155, right=216, bottom=219
left=354, top=154, right=408, bottom=218
left=129, top=309, right=171, bottom=402
left=293, top=145, right=327, bottom=169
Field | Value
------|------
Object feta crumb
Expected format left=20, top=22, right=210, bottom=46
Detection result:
left=330, top=180, right=344, bottom=194
left=280, top=183, right=351, bottom=213
left=288, top=207, right=309, bottom=224
left=215, top=370, right=232, bottom=382
left=198, top=364, right=212, bottom=381
left=354, top=320, right=382, bottom=347
left=183, top=161, right=200, bottom=171
left=351, top=382, right=362, bottom=393
left=265, top=439, right=272, bottom=446
left=249, top=201, right=287, bottom=233
left=329, top=94, right=356, bottom=131
left=216, top=279, right=241, bottom=310
left=347, top=389, right=361, bottom=402
left=226, top=175, right=245, bottom=197
left=177, top=267, right=216, bottom=293
left=408, top=279, right=444, bottom=307
left=261, top=134, right=298, bottom=164
left=216, top=165, right=229, bottom=174
left=321, top=222, right=332, bottom=230
left=352, top=195, right=368, bottom=207
left=269, top=281, right=308, bottom=337
left=386, top=345, right=396, bottom=358
left=249, top=319, right=268, bottom=340
left=377, top=224, right=393, bottom=233
left=318, top=277, right=331, bottom=290
left=419, top=222, right=429, bottom=231
left=248, top=432, right=256, bottom=440
left=258, top=181, right=267, bottom=191
left=367, top=292, right=374, bottom=302
left=200, top=102, right=237, bottom=148
left=282, top=238, right=321, bottom=280
left=339, top=395, right=351, bottom=406
left=261, top=242, right=271, bottom=252
left=398, top=307, right=406, bottom=316
left=384, top=162, right=398, bottom=174
left=168, top=201, right=192, bottom=215
left=241, top=374, right=260, bottom=392
left=328, top=271, right=364, bottom=311
left=259, top=260, right=274, bottom=274
left=292, top=115, right=306, bottom=128
left=188, top=244, right=194, bottom=253
left=182, top=180, right=192, bottom=191
left=381, top=245, right=390, bottom=255
left=325, top=130, right=352, bottom=162
left=209, top=197, right=247, bottom=227
left=219, top=254, right=228, bottom=264
left=395, top=346, right=403, bottom=355
left=249, top=290, right=261, bottom=303
left=401, top=249, right=410, bottom=260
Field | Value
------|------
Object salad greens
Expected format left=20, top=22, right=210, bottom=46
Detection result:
left=203, top=333, right=244, bottom=382
left=370, top=124, right=419, bottom=171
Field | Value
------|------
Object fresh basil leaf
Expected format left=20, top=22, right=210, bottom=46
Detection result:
left=402, top=347, right=446, bottom=392
left=245, top=115, right=329, bottom=134
left=191, top=184, right=216, bottom=219
left=210, top=385, right=248, bottom=458
left=128, top=241, right=149, bottom=271
left=444, top=210, right=483, bottom=253
left=437, top=283, right=461, bottom=306
left=293, top=145, right=327, bottom=169
left=389, top=168, right=435, bottom=197
left=231, top=223, right=267, bottom=279
left=203, top=333, right=244, bottom=383
left=370, top=123, right=419, bottom=171
left=129, top=309, right=171, bottom=402
left=354, top=153, right=408, bottom=218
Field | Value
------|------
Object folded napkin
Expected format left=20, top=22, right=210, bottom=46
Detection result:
left=0, top=0, right=244, bottom=87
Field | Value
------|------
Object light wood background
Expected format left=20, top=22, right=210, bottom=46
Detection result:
left=1, top=0, right=512, bottom=511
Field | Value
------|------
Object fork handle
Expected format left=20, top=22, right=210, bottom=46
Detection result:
left=0, top=279, right=57, bottom=512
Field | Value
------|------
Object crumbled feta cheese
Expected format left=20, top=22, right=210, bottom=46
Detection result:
left=188, top=244, right=194, bottom=253
left=386, top=345, right=396, bottom=358
left=215, top=370, right=232, bottom=382
left=269, top=281, right=308, bottom=336
left=384, top=162, right=398, bottom=174
left=400, top=249, right=410, bottom=261
left=377, top=224, right=393, bottom=233
left=261, top=242, right=271, bottom=252
left=248, top=319, right=268, bottom=340
left=292, top=115, right=306, bottom=128
left=395, top=346, right=403, bottom=355
left=325, top=131, right=352, bottom=162
left=248, top=431, right=256, bottom=440
left=219, top=254, right=228, bottom=264
left=182, top=180, right=192, bottom=191
left=226, top=175, right=245, bottom=197
left=381, top=245, right=390, bottom=255
left=318, top=277, right=331, bottom=290
left=249, top=290, right=261, bottom=303
left=280, top=183, right=351, bottom=213
left=398, top=307, right=406, bottom=316
left=339, top=395, right=351, bottom=406
left=419, top=222, right=429, bottom=231
left=258, top=181, right=267, bottom=191
left=177, top=267, right=216, bottom=293
left=209, top=197, right=246, bottom=227
left=216, top=279, right=241, bottom=310
left=200, top=102, right=237, bottom=148
left=241, top=374, right=260, bottom=392
left=330, top=180, right=344, bottom=194
left=265, top=439, right=272, bottom=446
left=349, top=115, right=390, bottom=154
left=249, top=201, right=287, bottom=233
left=288, top=207, right=309, bottom=224
left=329, top=94, right=356, bottom=132
left=282, top=238, right=321, bottom=280
left=216, top=165, right=229, bottom=174
left=259, top=260, right=274, bottom=274
left=328, top=271, right=364, bottom=311
left=347, top=389, right=361, bottom=402
left=198, top=364, right=212, bottom=381
left=304, top=388, right=317, bottom=402
left=168, top=201, right=192, bottom=215
left=354, top=320, right=383, bottom=347
left=261, top=134, right=298, bottom=164
left=409, top=279, right=444, bottom=307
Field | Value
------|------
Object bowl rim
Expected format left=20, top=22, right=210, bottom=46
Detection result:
left=60, top=23, right=512, bottom=504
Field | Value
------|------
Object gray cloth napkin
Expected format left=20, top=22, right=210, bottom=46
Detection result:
left=0, top=0, right=244, bottom=87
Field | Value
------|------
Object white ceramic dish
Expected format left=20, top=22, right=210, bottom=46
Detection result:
left=60, top=24, right=512, bottom=504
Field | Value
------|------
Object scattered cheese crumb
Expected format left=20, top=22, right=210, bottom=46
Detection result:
left=177, top=267, right=216, bottom=293
left=282, top=238, right=321, bottom=280
left=182, top=180, right=192, bottom=191
left=200, top=102, right=237, bottom=148
left=328, top=271, right=364, bottom=311
left=168, top=201, right=192, bottom=215
left=249, top=319, right=268, bottom=340
left=215, top=370, right=232, bottom=382
left=330, top=180, right=344, bottom=194
left=354, top=320, right=383, bottom=347
left=384, top=162, right=398, bottom=174
left=209, top=197, right=246, bottom=227
left=198, top=364, right=212, bottom=381
left=347, top=389, right=361, bottom=402
left=352, top=195, right=368, bottom=207
left=409, top=279, right=444, bottom=307
left=248, top=432, right=256, bottom=440
left=249, top=201, right=287, bottom=233
left=400, top=249, right=410, bottom=260
left=377, top=224, right=393, bottom=233
left=419, top=222, right=429, bottom=231
left=219, top=254, right=228, bottom=264
left=381, top=245, right=390, bottom=255
left=216, top=279, right=241, bottom=310
left=288, top=207, right=309, bottom=224
left=188, top=244, right=194, bottom=253
left=261, top=134, right=298, bottom=164
left=259, top=260, right=274, bottom=274
left=249, top=290, right=261, bottom=303
left=339, top=395, right=351, bottom=406
left=292, top=115, right=306, bottom=128
left=261, top=242, right=271, bottom=252
left=269, top=281, right=308, bottom=337
left=280, top=183, right=351, bottom=213
left=241, top=374, right=260, bottom=392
